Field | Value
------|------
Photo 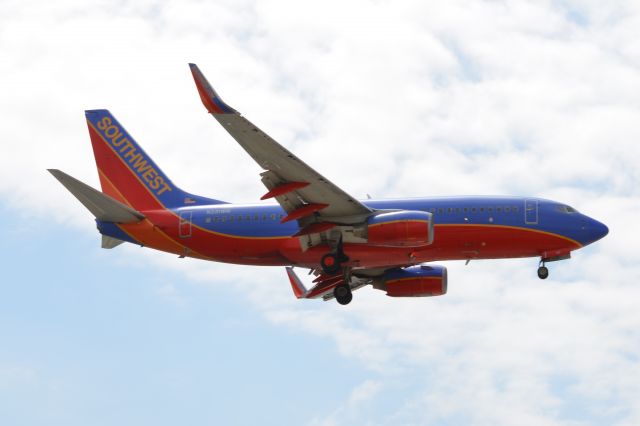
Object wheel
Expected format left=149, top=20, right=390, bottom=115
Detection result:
left=321, top=253, right=341, bottom=274
left=338, top=292, right=353, bottom=305
left=537, top=266, right=549, bottom=280
left=334, top=284, right=353, bottom=305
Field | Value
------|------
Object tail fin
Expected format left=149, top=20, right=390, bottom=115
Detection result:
left=85, top=109, right=225, bottom=210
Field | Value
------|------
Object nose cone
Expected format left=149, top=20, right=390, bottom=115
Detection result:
left=584, top=217, right=609, bottom=245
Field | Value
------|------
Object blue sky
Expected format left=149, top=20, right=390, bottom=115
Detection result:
left=0, top=205, right=378, bottom=425
left=2, top=1, right=640, bottom=425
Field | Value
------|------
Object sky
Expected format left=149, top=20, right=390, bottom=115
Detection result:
left=1, top=0, right=640, bottom=425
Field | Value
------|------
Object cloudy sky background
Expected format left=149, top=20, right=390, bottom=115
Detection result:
left=2, top=0, right=640, bottom=424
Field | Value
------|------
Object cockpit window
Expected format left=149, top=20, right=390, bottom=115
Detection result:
left=557, top=205, right=578, bottom=213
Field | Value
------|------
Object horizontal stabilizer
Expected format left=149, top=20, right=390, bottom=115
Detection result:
left=48, top=169, right=145, bottom=223
left=286, top=267, right=309, bottom=299
left=101, top=235, right=125, bottom=249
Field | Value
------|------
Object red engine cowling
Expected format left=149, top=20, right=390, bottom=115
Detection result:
left=374, top=265, right=448, bottom=297
left=366, top=211, right=433, bottom=247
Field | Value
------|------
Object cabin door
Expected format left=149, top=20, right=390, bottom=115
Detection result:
left=179, top=211, right=192, bottom=238
left=524, top=199, right=538, bottom=225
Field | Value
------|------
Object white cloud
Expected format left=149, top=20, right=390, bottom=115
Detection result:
left=2, top=0, right=640, bottom=424
left=308, top=379, right=383, bottom=426
left=155, top=282, right=188, bottom=308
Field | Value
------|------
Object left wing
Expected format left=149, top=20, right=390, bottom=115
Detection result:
left=189, top=63, right=374, bottom=235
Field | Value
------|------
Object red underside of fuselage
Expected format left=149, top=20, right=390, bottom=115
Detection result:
left=119, top=218, right=580, bottom=269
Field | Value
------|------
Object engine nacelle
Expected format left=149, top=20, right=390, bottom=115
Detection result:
left=373, top=265, right=448, bottom=297
left=366, top=210, right=433, bottom=247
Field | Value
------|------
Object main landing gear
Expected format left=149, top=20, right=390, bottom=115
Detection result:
left=537, top=260, right=549, bottom=280
left=320, top=235, right=352, bottom=305
left=320, top=235, right=349, bottom=275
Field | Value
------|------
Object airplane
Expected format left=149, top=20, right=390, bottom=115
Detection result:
left=49, top=63, right=609, bottom=305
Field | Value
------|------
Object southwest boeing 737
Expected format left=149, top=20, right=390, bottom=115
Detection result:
left=49, top=64, right=609, bottom=305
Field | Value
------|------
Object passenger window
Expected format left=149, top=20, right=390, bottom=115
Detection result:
left=455, top=208, right=460, bottom=213
left=438, top=208, right=443, bottom=214
left=205, top=217, right=211, bottom=223
left=488, top=207, right=493, bottom=213
left=513, top=207, right=518, bottom=213
left=254, top=215, right=259, bottom=221
left=496, top=207, right=502, bottom=213
left=505, top=207, right=510, bottom=213
left=221, top=216, right=226, bottom=223
left=447, top=208, right=453, bottom=213
left=262, top=214, right=267, bottom=221
left=480, top=207, right=484, bottom=213
left=246, top=215, right=251, bottom=221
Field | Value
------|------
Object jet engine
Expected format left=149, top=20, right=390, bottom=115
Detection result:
left=373, top=265, right=447, bottom=297
left=366, top=211, right=433, bottom=247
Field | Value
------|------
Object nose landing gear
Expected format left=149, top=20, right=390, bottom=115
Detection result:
left=537, top=265, right=549, bottom=279
left=536, top=254, right=571, bottom=280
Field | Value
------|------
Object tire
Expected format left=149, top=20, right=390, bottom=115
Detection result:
left=537, top=266, right=549, bottom=280
left=334, top=284, right=353, bottom=305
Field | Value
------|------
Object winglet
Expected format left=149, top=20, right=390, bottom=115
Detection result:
left=188, top=63, right=236, bottom=115
left=286, top=267, right=309, bottom=299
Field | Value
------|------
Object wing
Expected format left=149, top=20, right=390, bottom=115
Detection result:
left=189, top=64, right=373, bottom=233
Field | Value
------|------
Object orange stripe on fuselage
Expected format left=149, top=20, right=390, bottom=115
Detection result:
left=96, top=166, right=197, bottom=256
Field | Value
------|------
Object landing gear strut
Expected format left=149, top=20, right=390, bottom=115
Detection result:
left=320, top=235, right=353, bottom=305
left=537, top=260, right=549, bottom=280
